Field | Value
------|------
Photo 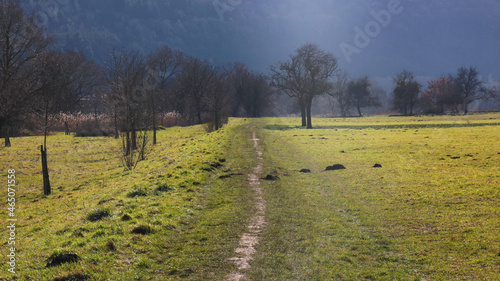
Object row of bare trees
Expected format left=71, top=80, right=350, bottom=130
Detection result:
left=0, top=0, right=276, bottom=193
left=103, top=48, right=275, bottom=169
left=0, top=1, right=105, bottom=194
left=417, top=67, right=494, bottom=115
left=0, top=0, right=275, bottom=143
left=392, top=67, right=497, bottom=116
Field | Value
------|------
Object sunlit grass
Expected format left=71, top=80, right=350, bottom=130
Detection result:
left=0, top=119, right=256, bottom=280
left=250, top=113, right=500, bottom=280
left=1, top=114, right=499, bottom=280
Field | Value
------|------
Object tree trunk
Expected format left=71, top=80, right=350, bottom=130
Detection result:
left=4, top=124, right=11, bottom=147
left=197, top=111, right=202, bottom=125
left=114, top=109, right=119, bottom=139
left=300, top=100, right=306, bottom=127
left=306, top=98, right=313, bottom=129
left=131, top=127, right=137, bottom=150
left=152, top=109, right=157, bottom=145
left=41, top=145, right=51, bottom=195
left=125, top=129, right=131, bottom=156
left=357, top=106, right=362, bottom=117
left=463, top=102, right=469, bottom=115
left=64, top=120, right=69, bottom=135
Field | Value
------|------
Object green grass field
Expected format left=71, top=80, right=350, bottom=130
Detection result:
left=250, top=113, right=500, bottom=280
left=0, top=119, right=258, bottom=280
left=1, top=113, right=499, bottom=280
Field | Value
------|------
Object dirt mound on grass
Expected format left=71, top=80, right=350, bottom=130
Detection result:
left=262, top=174, right=279, bottom=180
left=299, top=169, right=311, bottom=173
left=325, top=164, right=346, bottom=171
left=46, top=253, right=80, bottom=267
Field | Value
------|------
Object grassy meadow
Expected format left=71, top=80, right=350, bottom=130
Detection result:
left=250, top=113, right=500, bottom=280
left=0, top=119, right=259, bottom=280
left=1, top=113, right=499, bottom=280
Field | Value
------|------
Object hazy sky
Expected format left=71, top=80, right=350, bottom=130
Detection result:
left=23, top=0, right=500, bottom=89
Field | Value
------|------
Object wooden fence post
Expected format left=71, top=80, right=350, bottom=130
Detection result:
left=41, top=145, right=51, bottom=195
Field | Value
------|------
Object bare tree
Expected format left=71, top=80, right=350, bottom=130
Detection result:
left=226, top=62, right=249, bottom=117
left=452, top=66, right=489, bottom=115
left=205, top=69, right=229, bottom=131
left=270, top=52, right=308, bottom=126
left=106, top=49, right=150, bottom=169
left=329, top=70, right=351, bottom=117
left=392, top=70, right=420, bottom=115
left=347, top=76, right=380, bottom=117
left=174, top=57, right=219, bottom=125
left=0, top=0, right=51, bottom=146
left=32, top=51, right=102, bottom=195
left=270, top=43, right=338, bottom=128
left=227, top=62, right=274, bottom=117
left=146, top=46, right=183, bottom=144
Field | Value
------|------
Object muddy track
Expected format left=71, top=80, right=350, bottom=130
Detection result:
left=226, top=131, right=266, bottom=281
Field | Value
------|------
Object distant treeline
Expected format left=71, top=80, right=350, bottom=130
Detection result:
left=1, top=0, right=499, bottom=146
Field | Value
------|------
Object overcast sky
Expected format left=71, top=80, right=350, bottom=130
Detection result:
left=23, top=0, right=500, bottom=90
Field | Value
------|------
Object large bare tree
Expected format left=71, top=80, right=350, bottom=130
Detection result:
left=270, top=43, right=338, bottom=128
left=0, top=0, right=51, bottom=146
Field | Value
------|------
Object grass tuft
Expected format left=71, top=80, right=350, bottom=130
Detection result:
left=131, top=224, right=153, bottom=235
left=86, top=207, right=111, bottom=222
left=105, top=240, right=117, bottom=251
left=126, top=187, right=148, bottom=197
left=155, top=184, right=175, bottom=192
left=120, top=213, right=132, bottom=221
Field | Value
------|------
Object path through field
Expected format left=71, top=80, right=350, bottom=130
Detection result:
left=226, top=131, right=266, bottom=281
left=237, top=117, right=500, bottom=280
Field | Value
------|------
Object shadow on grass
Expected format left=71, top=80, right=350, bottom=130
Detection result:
left=264, top=122, right=500, bottom=131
